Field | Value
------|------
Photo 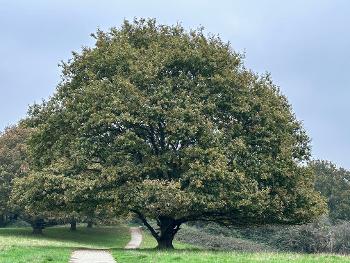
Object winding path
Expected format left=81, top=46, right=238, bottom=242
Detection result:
left=124, top=227, right=143, bottom=249
left=69, top=227, right=143, bottom=263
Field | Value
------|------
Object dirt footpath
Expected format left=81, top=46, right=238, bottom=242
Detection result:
left=124, top=227, right=143, bottom=249
left=69, top=249, right=116, bottom=263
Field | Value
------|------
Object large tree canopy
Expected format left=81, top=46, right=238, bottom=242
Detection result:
left=26, top=19, right=325, bottom=248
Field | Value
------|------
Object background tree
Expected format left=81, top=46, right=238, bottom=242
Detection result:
left=0, top=124, right=52, bottom=233
left=11, top=157, right=112, bottom=232
left=27, top=19, right=326, bottom=248
left=311, top=160, right=350, bottom=221
left=0, top=125, right=31, bottom=227
left=0, top=124, right=88, bottom=233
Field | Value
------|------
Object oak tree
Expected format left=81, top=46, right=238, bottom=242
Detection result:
left=27, top=19, right=326, bottom=248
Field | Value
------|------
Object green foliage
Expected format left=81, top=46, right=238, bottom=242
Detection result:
left=25, top=18, right=325, bottom=247
left=11, top=162, right=115, bottom=227
left=310, top=160, right=350, bottom=220
left=0, top=125, right=31, bottom=226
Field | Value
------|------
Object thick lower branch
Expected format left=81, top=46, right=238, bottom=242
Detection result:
left=131, top=210, right=159, bottom=240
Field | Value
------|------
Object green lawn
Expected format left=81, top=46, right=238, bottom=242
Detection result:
left=0, top=225, right=130, bottom=263
left=1, top=225, right=350, bottom=263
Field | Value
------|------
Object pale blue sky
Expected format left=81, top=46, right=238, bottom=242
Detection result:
left=1, top=0, right=349, bottom=168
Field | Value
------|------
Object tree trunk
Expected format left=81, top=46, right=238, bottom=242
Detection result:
left=132, top=210, right=182, bottom=250
left=155, top=216, right=181, bottom=250
left=31, top=218, right=45, bottom=234
left=0, top=214, right=5, bottom=227
left=70, top=220, right=77, bottom=231
left=32, top=227, right=43, bottom=234
left=156, top=233, right=176, bottom=249
left=87, top=221, right=93, bottom=228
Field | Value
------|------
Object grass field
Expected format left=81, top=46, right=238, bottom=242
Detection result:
left=0, top=225, right=129, bottom=263
left=1, top=225, right=350, bottom=263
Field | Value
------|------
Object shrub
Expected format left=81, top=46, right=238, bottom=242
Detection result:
left=176, top=219, right=350, bottom=254
left=271, top=218, right=332, bottom=253
left=332, top=221, right=350, bottom=253
left=175, top=225, right=272, bottom=252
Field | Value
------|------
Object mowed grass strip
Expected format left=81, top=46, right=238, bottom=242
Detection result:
left=0, top=225, right=130, bottom=263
